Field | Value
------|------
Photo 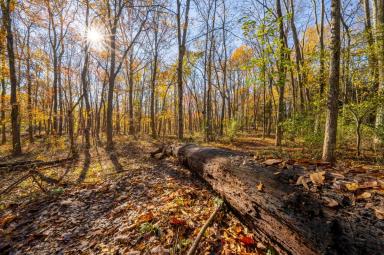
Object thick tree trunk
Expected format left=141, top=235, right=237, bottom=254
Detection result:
left=2, top=0, right=22, bottom=155
left=322, top=0, right=341, bottom=163
left=155, top=144, right=384, bottom=255
left=374, top=0, right=384, bottom=148
left=363, top=0, right=379, bottom=92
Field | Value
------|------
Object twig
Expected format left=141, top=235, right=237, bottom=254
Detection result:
left=31, top=172, right=47, bottom=193
left=187, top=200, right=224, bottom=255
left=0, top=172, right=33, bottom=196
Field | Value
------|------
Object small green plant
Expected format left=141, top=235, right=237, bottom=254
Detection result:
left=227, top=119, right=240, bottom=141
left=50, top=187, right=64, bottom=195
left=139, top=222, right=160, bottom=235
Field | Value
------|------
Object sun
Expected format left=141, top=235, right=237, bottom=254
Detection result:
left=86, top=26, right=104, bottom=50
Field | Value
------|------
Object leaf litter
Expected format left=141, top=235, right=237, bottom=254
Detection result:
left=0, top=140, right=266, bottom=254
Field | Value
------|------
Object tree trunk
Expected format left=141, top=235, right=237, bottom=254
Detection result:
left=356, top=122, right=361, bottom=156
left=374, top=0, right=384, bottom=147
left=154, top=144, right=384, bottom=255
left=106, top=24, right=117, bottom=150
left=1, top=0, right=22, bottom=155
left=26, top=26, right=34, bottom=143
left=82, top=0, right=91, bottom=150
left=128, top=52, right=135, bottom=136
left=1, top=77, right=5, bottom=144
left=322, top=0, right=341, bottom=163
left=275, top=0, right=286, bottom=146
left=176, top=0, right=191, bottom=140
left=151, top=48, right=158, bottom=139
left=363, top=0, right=379, bottom=92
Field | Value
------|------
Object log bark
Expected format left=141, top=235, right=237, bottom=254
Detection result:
left=154, top=144, right=384, bottom=255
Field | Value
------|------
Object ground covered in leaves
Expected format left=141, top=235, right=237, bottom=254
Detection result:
left=0, top=137, right=267, bottom=255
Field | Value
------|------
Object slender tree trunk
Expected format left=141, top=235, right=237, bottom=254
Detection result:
left=2, top=0, right=22, bottom=155
left=128, top=52, right=135, bottom=135
left=26, top=26, right=34, bottom=143
left=275, top=0, right=286, bottom=146
left=82, top=0, right=91, bottom=150
left=106, top=24, right=117, bottom=150
left=151, top=41, right=159, bottom=138
left=176, top=0, right=191, bottom=140
left=356, top=121, right=361, bottom=156
left=322, top=0, right=341, bottom=163
left=1, top=77, right=6, bottom=145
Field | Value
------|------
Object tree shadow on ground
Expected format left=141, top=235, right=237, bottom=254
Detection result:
left=108, top=149, right=123, bottom=172
left=77, top=148, right=91, bottom=183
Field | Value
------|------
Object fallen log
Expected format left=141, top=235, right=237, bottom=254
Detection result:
left=0, top=157, right=75, bottom=171
left=153, top=144, right=384, bottom=255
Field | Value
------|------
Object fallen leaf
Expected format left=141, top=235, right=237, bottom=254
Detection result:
left=378, top=180, right=384, bottom=189
left=323, top=197, right=339, bottom=208
left=233, top=225, right=242, bottom=234
left=262, top=159, right=283, bottom=166
left=169, top=217, right=186, bottom=226
left=296, top=176, right=309, bottom=190
left=310, top=171, right=325, bottom=186
left=0, top=213, right=16, bottom=229
left=138, top=212, right=154, bottom=223
left=256, top=182, right=264, bottom=191
left=60, top=199, right=85, bottom=207
left=359, top=181, right=378, bottom=189
left=373, top=207, right=384, bottom=220
left=257, top=242, right=267, bottom=250
left=345, top=182, right=359, bottom=191
left=357, top=192, right=371, bottom=200
left=239, top=236, right=255, bottom=246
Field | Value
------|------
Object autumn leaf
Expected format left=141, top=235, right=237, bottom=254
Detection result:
left=359, top=181, right=378, bottom=189
left=309, top=171, right=325, bottom=186
left=138, top=212, right=154, bottom=223
left=345, top=182, right=359, bottom=191
left=296, top=176, right=309, bottom=190
left=169, top=217, right=186, bottom=226
left=0, top=213, right=16, bottom=229
left=257, top=182, right=264, bottom=191
left=356, top=192, right=371, bottom=200
left=263, top=159, right=283, bottom=166
left=323, top=197, right=338, bottom=208
left=373, top=207, right=384, bottom=220
left=239, top=235, right=255, bottom=246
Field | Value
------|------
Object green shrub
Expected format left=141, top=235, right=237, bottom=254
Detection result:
left=226, top=119, right=240, bottom=141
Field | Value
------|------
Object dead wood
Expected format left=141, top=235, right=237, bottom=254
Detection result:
left=152, top=143, right=384, bottom=255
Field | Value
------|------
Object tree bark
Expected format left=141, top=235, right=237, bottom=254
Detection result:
left=1, top=65, right=6, bottom=145
left=26, top=26, right=34, bottom=143
left=176, top=0, right=191, bottom=140
left=374, top=0, right=384, bottom=148
left=155, top=144, right=384, bottom=255
left=1, top=0, right=22, bottom=155
left=275, top=0, right=286, bottom=146
left=322, top=0, right=341, bottom=163
left=82, top=0, right=91, bottom=150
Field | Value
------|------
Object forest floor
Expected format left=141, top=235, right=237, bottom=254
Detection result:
left=0, top=134, right=383, bottom=255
